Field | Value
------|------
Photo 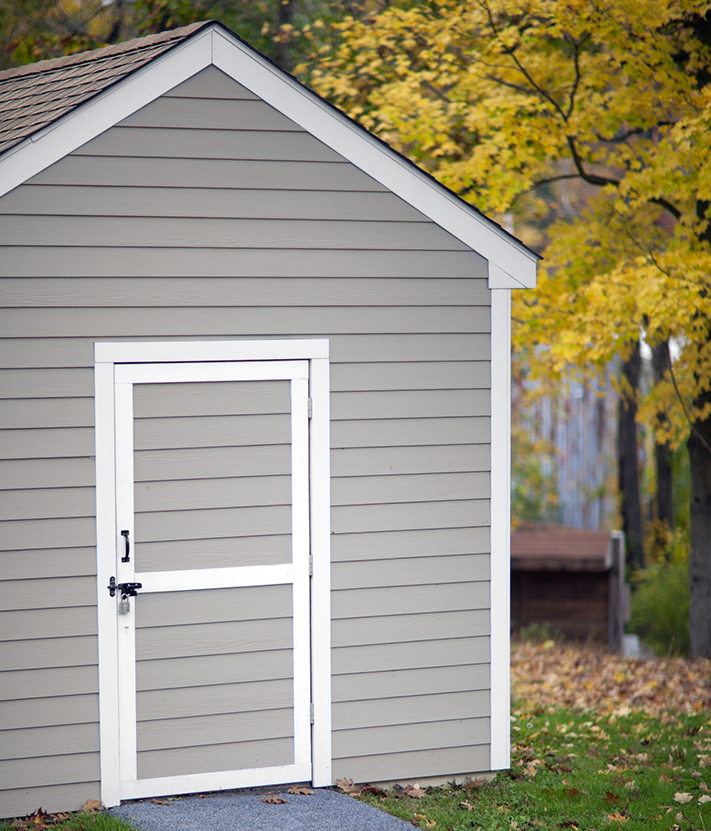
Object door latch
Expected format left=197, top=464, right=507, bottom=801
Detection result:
left=107, top=576, right=142, bottom=598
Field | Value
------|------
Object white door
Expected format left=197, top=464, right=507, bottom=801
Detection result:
left=95, top=342, right=331, bottom=806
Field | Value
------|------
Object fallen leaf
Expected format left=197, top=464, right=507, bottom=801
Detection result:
left=659, top=773, right=671, bottom=783
left=152, top=800, right=172, bottom=806
left=676, top=812, right=684, bottom=822
left=674, top=792, right=693, bottom=804
left=623, top=780, right=636, bottom=791
left=603, top=792, right=620, bottom=804
left=81, top=800, right=103, bottom=813
left=404, top=784, right=426, bottom=798
left=336, top=778, right=360, bottom=794
left=424, top=820, right=436, bottom=828
left=287, top=787, right=313, bottom=795
left=566, top=787, right=580, bottom=797
left=700, top=795, right=711, bottom=804
left=607, top=810, right=628, bottom=823
left=413, top=814, right=427, bottom=821
left=459, top=801, right=475, bottom=811
left=262, top=797, right=289, bottom=804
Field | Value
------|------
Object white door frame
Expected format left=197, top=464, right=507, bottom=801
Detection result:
left=94, top=339, right=331, bottom=808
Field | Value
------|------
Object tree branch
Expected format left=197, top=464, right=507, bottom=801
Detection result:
left=665, top=341, right=711, bottom=456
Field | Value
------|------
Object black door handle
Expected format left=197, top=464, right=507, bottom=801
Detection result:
left=121, top=529, right=130, bottom=563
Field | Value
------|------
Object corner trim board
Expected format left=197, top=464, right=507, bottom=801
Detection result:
left=489, top=289, right=512, bottom=770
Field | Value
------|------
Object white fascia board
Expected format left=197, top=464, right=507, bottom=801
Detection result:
left=211, top=28, right=538, bottom=290
left=0, top=31, right=213, bottom=199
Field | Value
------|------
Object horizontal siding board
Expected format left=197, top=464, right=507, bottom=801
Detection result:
left=138, top=679, right=292, bottom=721
left=137, top=649, right=293, bottom=691
left=331, top=609, right=489, bottom=648
left=332, top=637, right=489, bottom=675
left=0, top=576, right=96, bottom=611
left=0, top=606, right=96, bottom=641
left=137, top=737, right=292, bottom=779
left=331, top=389, right=490, bottom=421
left=331, top=446, right=490, bottom=478
left=0, top=487, right=93, bottom=520
left=0, top=518, right=95, bottom=552
left=1, top=722, right=97, bottom=761
left=333, top=361, right=490, bottom=392
left=0, top=187, right=428, bottom=222
left=0, top=428, right=93, bottom=459
left=332, top=472, right=489, bottom=506
left=332, top=554, right=490, bottom=591
left=135, top=504, right=291, bottom=542
left=31, top=157, right=391, bottom=190
left=0, top=752, right=98, bottom=790
left=332, top=418, right=490, bottom=449
left=331, top=499, right=490, bottom=534
left=332, top=744, right=490, bottom=784
left=333, top=717, right=489, bottom=758
left=0, top=307, right=486, bottom=338
left=331, top=527, right=490, bottom=563
left=0, top=636, right=96, bottom=672
left=135, top=475, right=291, bottom=513
left=332, top=664, right=490, bottom=703
left=0, top=397, right=94, bottom=428
left=134, top=413, right=290, bottom=450
left=0, top=459, right=95, bottom=490
left=0, top=368, right=92, bottom=397
left=333, top=582, right=490, bottom=618
left=333, top=690, right=491, bottom=730
left=137, top=535, right=291, bottom=571
left=0, top=248, right=486, bottom=278
left=0, top=216, right=470, bottom=252
left=0, top=782, right=100, bottom=820
left=137, top=708, right=293, bottom=752
left=120, top=97, right=300, bottom=129
left=0, top=666, right=98, bottom=701
left=135, top=445, right=289, bottom=482
left=0, top=548, right=95, bottom=580
left=164, top=67, right=260, bottom=99
left=79, top=127, right=344, bottom=162
left=0, top=694, right=98, bottom=730
left=136, top=585, right=292, bottom=628
left=134, top=380, right=290, bottom=419
left=136, top=617, right=292, bottom=661
left=0, top=277, right=487, bottom=306
left=0, top=334, right=488, bottom=369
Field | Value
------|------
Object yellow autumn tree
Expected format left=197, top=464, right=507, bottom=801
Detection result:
left=303, top=0, right=711, bottom=656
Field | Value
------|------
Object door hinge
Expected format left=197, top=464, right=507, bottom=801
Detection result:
left=307, top=397, right=313, bottom=418
left=310, top=703, right=315, bottom=724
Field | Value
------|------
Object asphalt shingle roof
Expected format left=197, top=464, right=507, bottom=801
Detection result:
left=0, top=21, right=210, bottom=157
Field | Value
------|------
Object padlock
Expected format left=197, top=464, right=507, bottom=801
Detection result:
left=118, top=596, right=131, bottom=614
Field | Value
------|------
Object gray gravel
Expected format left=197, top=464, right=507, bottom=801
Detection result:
left=110, top=787, right=414, bottom=831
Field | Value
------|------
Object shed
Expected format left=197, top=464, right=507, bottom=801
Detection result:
left=0, top=22, right=538, bottom=818
left=511, top=525, right=628, bottom=651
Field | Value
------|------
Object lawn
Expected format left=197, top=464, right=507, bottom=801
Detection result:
left=351, top=639, right=711, bottom=831
left=5, top=639, right=711, bottom=831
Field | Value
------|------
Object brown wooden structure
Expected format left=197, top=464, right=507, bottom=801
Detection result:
left=511, top=525, right=628, bottom=652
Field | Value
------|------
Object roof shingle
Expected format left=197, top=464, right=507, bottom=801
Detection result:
left=0, top=22, right=210, bottom=156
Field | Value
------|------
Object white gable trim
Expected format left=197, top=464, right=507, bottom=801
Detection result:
left=0, top=24, right=536, bottom=289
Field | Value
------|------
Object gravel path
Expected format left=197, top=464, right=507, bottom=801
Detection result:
left=110, top=787, right=413, bottom=831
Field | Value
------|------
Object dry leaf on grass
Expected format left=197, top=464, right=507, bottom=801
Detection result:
left=607, top=811, right=628, bottom=823
left=413, top=814, right=427, bottom=821
left=700, top=795, right=711, bottom=803
left=404, top=784, right=426, bottom=798
left=459, top=801, right=475, bottom=811
left=262, top=796, right=289, bottom=804
left=674, top=792, right=693, bottom=804
left=81, top=800, right=103, bottom=813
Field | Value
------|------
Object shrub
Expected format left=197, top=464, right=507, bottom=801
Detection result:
left=628, top=560, right=690, bottom=656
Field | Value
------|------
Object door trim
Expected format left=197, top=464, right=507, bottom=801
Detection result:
left=95, top=339, right=331, bottom=807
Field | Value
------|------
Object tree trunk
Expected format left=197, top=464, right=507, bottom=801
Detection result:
left=651, top=341, right=674, bottom=529
left=688, top=415, right=711, bottom=657
left=274, top=0, right=294, bottom=73
left=618, top=341, right=644, bottom=571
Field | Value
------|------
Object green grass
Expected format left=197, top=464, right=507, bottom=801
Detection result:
left=357, top=707, right=711, bottom=831
left=0, top=812, right=135, bottom=831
